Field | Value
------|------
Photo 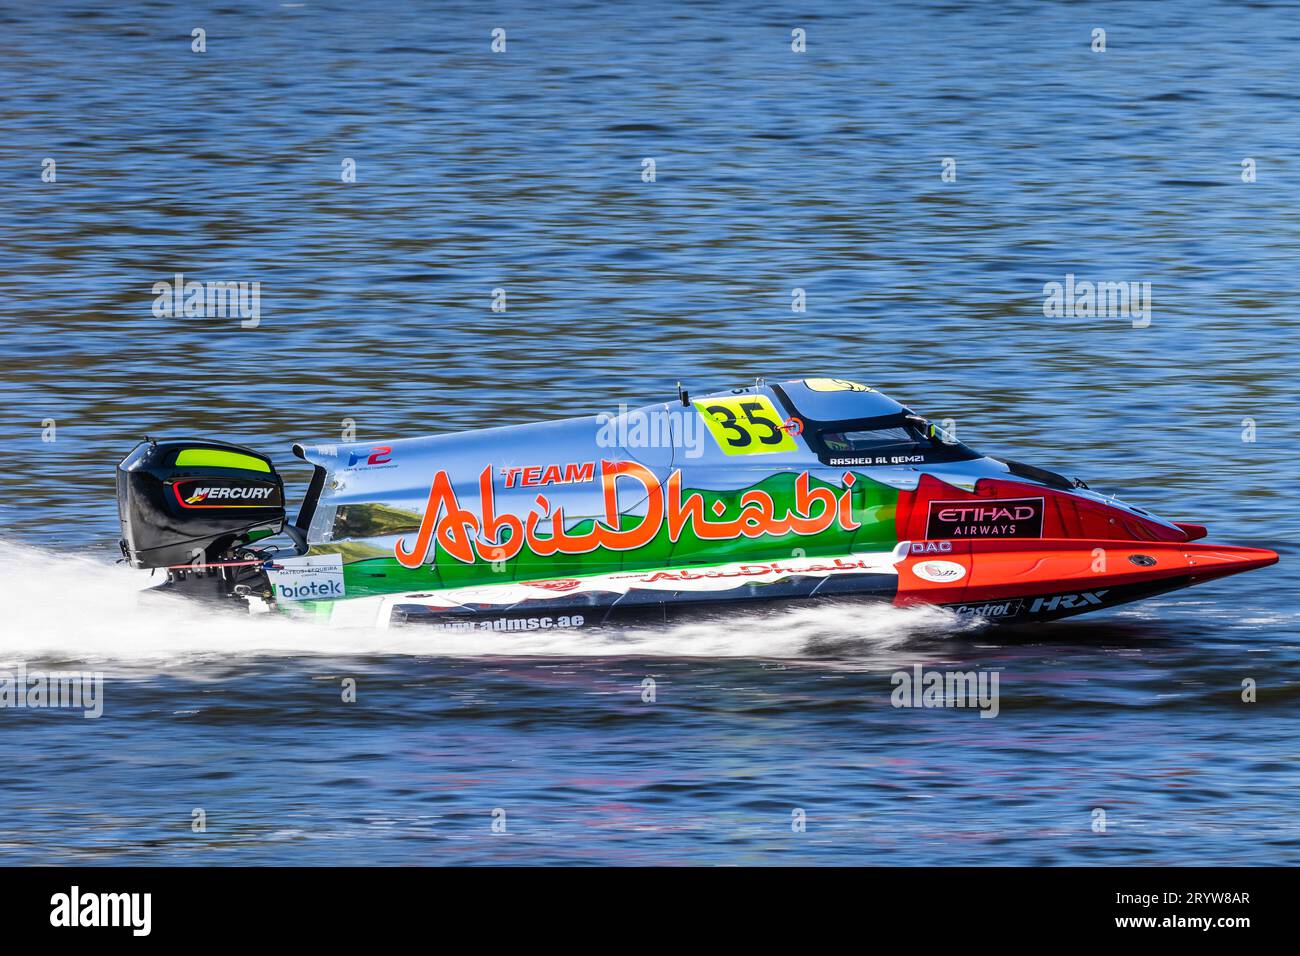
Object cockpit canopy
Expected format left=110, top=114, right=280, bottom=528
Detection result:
left=773, top=378, right=980, bottom=466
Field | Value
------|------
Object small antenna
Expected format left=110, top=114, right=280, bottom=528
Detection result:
left=755, top=376, right=765, bottom=389
left=676, top=381, right=690, bottom=406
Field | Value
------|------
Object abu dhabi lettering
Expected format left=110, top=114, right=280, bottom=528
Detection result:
left=396, top=462, right=859, bottom=568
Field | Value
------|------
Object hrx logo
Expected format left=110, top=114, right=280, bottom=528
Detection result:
left=1030, top=590, right=1108, bottom=613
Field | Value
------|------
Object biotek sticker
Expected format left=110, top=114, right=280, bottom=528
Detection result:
left=266, top=553, right=345, bottom=601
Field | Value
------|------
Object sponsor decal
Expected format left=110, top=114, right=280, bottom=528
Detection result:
left=502, top=462, right=595, bottom=488
left=693, top=395, right=798, bottom=456
left=183, top=486, right=273, bottom=504
left=1029, top=590, right=1108, bottom=613
left=267, top=554, right=345, bottom=601
left=426, top=614, right=586, bottom=632
left=952, top=599, right=1023, bottom=620
left=395, top=462, right=861, bottom=569
left=521, top=578, right=582, bottom=592
left=347, top=445, right=393, bottom=468
left=173, top=478, right=280, bottom=509
left=926, top=497, right=1044, bottom=539
left=912, top=559, right=967, bottom=583
left=910, top=541, right=953, bottom=555
left=613, top=555, right=879, bottom=585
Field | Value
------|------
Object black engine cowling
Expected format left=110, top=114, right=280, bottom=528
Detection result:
left=117, top=439, right=285, bottom=569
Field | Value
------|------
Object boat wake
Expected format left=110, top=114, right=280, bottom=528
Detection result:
left=0, top=542, right=973, bottom=669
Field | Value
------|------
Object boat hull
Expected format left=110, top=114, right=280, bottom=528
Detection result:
left=279, top=538, right=1278, bottom=629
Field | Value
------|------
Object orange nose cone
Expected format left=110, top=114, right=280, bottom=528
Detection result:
left=1184, top=543, right=1280, bottom=578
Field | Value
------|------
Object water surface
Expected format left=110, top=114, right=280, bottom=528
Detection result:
left=0, top=0, right=1296, bottom=864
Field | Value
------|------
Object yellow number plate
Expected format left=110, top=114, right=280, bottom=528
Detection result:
left=694, top=395, right=798, bottom=455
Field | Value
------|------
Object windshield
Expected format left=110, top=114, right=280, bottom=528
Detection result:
left=818, top=415, right=974, bottom=465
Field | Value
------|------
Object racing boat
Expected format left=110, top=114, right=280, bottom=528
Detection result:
left=116, top=377, right=1278, bottom=629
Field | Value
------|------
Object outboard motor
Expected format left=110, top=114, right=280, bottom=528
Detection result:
left=117, top=439, right=286, bottom=601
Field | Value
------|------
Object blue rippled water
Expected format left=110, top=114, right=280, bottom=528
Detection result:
left=0, top=0, right=1297, bottom=864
